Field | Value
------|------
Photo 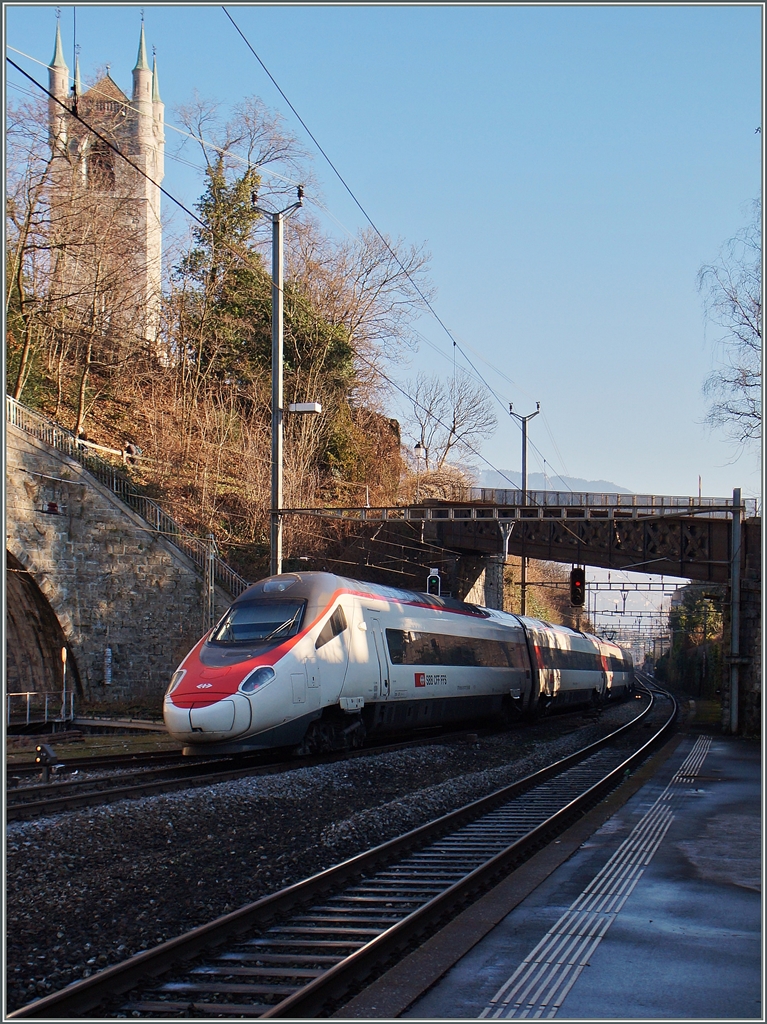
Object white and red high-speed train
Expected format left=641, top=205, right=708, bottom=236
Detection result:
left=163, top=572, right=634, bottom=755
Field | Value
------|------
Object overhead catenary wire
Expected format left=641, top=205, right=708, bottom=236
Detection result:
left=220, top=8, right=578, bottom=502
left=6, top=43, right=308, bottom=199
left=9, top=46, right=575, bottom=500
left=10, top=57, right=587, bottom=507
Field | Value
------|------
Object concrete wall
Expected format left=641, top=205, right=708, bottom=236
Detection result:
left=6, top=424, right=231, bottom=702
left=453, top=555, right=505, bottom=610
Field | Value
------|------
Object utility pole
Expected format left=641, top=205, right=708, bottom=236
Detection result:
left=60, top=646, right=67, bottom=722
left=414, top=441, right=427, bottom=502
left=252, top=188, right=303, bottom=576
left=509, top=402, right=540, bottom=615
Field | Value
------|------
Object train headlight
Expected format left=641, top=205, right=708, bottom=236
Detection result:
left=240, top=665, right=276, bottom=693
left=166, top=669, right=186, bottom=695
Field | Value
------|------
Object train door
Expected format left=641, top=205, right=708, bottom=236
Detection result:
left=367, top=615, right=389, bottom=700
left=305, top=658, right=321, bottom=711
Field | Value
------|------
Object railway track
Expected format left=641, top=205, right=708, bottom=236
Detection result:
left=7, top=748, right=186, bottom=778
left=5, top=725, right=514, bottom=822
left=9, top=681, right=676, bottom=1019
left=5, top=754, right=271, bottom=821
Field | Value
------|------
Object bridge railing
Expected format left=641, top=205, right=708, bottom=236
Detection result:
left=472, top=488, right=757, bottom=516
left=6, top=396, right=250, bottom=598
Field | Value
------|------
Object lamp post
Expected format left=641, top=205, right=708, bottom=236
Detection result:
left=252, top=188, right=303, bottom=576
left=508, top=402, right=540, bottom=615
left=60, top=646, right=67, bottom=722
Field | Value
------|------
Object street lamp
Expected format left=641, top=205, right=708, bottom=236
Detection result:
left=508, top=401, right=540, bottom=614
left=252, top=187, right=321, bottom=576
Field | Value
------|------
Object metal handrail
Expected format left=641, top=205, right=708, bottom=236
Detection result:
left=472, top=486, right=756, bottom=516
left=6, top=691, right=74, bottom=726
left=6, top=396, right=250, bottom=597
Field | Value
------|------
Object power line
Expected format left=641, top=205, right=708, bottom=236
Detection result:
left=220, top=7, right=578, bottom=501
left=6, top=44, right=306, bottom=194
left=9, top=34, right=579, bottom=498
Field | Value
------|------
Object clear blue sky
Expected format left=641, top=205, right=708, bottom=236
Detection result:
left=6, top=4, right=763, bottom=501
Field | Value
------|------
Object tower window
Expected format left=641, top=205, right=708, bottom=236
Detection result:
left=87, top=139, right=116, bottom=191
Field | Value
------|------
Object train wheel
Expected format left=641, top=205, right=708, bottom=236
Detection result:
left=293, top=720, right=329, bottom=756
left=295, top=715, right=365, bottom=755
left=341, top=715, right=366, bottom=750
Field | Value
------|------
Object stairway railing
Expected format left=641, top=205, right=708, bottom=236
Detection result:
left=6, top=396, right=250, bottom=598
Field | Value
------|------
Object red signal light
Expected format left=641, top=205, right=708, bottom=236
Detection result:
left=570, top=568, right=586, bottom=606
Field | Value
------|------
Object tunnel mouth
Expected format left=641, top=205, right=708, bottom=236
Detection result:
left=6, top=550, right=83, bottom=701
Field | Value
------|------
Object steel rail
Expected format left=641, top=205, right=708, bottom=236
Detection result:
left=5, top=726, right=506, bottom=821
left=260, top=685, right=675, bottom=1019
left=9, top=686, right=674, bottom=1019
left=4, top=750, right=324, bottom=821
left=7, top=749, right=186, bottom=777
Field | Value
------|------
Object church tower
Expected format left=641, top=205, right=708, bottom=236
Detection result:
left=47, top=18, right=165, bottom=350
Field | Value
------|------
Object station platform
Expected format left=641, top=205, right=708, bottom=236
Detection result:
left=338, top=729, right=761, bottom=1020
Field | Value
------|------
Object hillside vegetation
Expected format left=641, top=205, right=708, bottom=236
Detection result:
left=7, top=91, right=577, bottom=626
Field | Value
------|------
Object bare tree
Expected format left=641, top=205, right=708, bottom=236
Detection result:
left=6, top=97, right=58, bottom=399
left=404, top=369, right=497, bottom=471
left=174, top=93, right=314, bottom=205
left=286, top=216, right=433, bottom=399
left=6, top=93, right=161, bottom=433
left=698, top=200, right=762, bottom=450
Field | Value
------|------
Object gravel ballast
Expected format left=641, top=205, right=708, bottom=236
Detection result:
left=6, top=699, right=646, bottom=1013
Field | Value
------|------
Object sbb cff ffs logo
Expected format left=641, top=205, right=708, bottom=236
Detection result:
left=570, top=567, right=586, bottom=606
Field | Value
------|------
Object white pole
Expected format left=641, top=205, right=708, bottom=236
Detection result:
left=61, top=647, right=67, bottom=721
left=270, top=211, right=284, bottom=577
left=253, top=189, right=303, bottom=577
left=509, top=403, right=539, bottom=615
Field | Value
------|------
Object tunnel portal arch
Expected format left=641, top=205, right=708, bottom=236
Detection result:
left=6, top=550, right=83, bottom=697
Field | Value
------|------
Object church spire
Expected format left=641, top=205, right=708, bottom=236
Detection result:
left=51, top=19, right=68, bottom=71
left=133, top=21, right=150, bottom=71
left=152, top=49, right=161, bottom=102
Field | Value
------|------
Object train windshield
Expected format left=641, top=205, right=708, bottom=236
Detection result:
left=210, top=599, right=306, bottom=644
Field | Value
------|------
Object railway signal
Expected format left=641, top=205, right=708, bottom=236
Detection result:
left=426, top=569, right=441, bottom=596
left=35, top=743, right=58, bottom=784
left=570, top=567, right=586, bottom=606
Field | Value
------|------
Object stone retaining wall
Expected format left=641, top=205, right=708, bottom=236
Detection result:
left=6, top=424, right=231, bottom=701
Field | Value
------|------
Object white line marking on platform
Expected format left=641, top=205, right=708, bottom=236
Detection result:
left=479, top=735, right=712, bottom=1019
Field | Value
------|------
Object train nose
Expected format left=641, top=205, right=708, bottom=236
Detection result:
left=163, top=692, right=252, bottom=742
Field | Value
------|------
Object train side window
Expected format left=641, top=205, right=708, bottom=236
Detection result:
left=386, top=628, right=530, bottom=669
left=535, top=645, right=601, bottom=671
left=315, top=605, right=348, bottom=649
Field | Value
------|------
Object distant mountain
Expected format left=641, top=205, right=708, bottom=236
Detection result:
left=477, top=470, right=632, bottom=494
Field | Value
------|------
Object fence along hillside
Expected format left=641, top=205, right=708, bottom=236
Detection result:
left=6, top=396, right=249, bottom=597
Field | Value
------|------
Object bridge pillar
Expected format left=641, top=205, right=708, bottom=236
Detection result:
left=452, top=555, right=505, bottom=611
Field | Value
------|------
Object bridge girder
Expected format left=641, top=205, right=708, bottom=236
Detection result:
left=426, top=513, right=730, bottom=582
left=283, top=502, right=740, bottom=583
